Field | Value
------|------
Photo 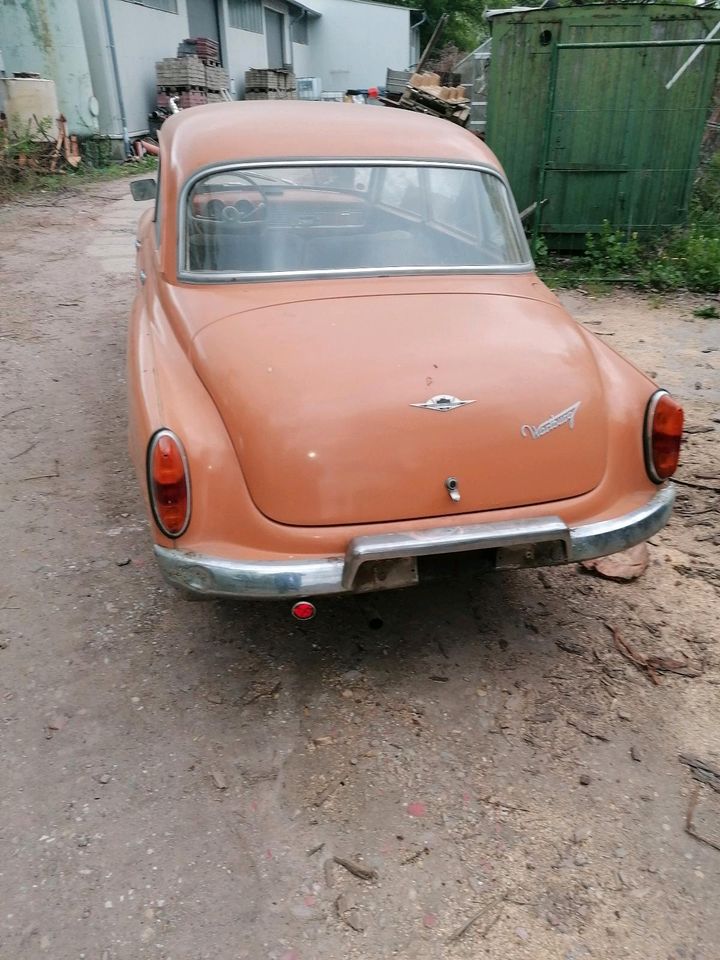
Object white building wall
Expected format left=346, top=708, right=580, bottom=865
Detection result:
left=222, top=22, right=266, bottom=98
left=221, top=0, right=314, bottom=97
left=303, top=0, right=411, bottom=92
left=79, top=0, right=190, bottom=142
left=2, top=0, right=412, bottom=149
left=291, top=39, right=313, bottom=79
left=0, top=0, right=98, bottom=136
left=108, top=0, right=190, bottom=135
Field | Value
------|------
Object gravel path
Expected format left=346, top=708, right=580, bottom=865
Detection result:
left=1, top=179, right=718, bottom=960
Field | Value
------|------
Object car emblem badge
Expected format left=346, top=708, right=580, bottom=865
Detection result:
left=521, top=401, right=581, bottom=440
left=410, top=394, right=475, bottom=412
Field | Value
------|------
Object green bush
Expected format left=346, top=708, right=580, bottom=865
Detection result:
left=584, top=222, right=642, bottom=275
left=691, top=152, right=720, bottom=221
left=536, top=153, right=720, bottom=295
left=666, top=228, right=720, bottom=292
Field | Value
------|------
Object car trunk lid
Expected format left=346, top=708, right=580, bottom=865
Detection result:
left=191, top=292, right=607, bottom=526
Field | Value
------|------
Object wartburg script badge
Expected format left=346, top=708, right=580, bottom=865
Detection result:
left=521, top=401, right=581, bottom=439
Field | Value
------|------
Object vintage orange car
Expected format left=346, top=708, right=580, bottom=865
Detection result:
left=128, top=101, right=683, bottom=617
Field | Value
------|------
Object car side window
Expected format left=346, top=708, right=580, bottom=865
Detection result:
left=377, top=167, right=424, bottom=217
left=426, top=167, right=479, bottom=239
left=477, top=175, right=526, bottom=263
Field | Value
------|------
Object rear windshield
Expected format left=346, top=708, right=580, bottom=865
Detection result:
left=182, top=163, right=531, bottom=279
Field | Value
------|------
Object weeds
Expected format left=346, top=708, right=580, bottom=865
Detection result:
left=693, top=305, right=720, bottom=319
left=537, top=154, right=720, bottom=295
left=0, top=150, right=157, bottom=204
left=0, top=113, right=158, bottom=203
left=585, top=223, right=642, bottom=276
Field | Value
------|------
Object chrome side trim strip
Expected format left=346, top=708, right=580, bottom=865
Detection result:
left=153, top=485, right=675, bottom=600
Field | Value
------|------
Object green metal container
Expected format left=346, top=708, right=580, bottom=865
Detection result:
left=486, top=3, right=720, bottom=249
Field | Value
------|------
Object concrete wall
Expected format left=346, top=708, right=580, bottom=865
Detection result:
left=220, top=0, right=410, bottom=96
left=221, top=0, right=315, bottom=97
left=108, top=0, right=189, bottom=136
left=221, top=0, right=267, bottom=99
left=291, top=38, right=313, bottom=80
left=1, top=0, right=412, bottom=149
left=0, top=0, right=99, bottom=136
left=303, top=0, right=411, bottom=92
left=79, top=0, right=189, bottom=144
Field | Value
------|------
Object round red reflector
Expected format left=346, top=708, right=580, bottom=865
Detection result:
left=646, top=392, right=683, bottom=482
left=148, top=430, right=190, bottom=537
left=291, top=601, right=316, bottom=621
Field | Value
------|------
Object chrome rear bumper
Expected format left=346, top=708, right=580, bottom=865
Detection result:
left=154, top=484, right=675, bottom=600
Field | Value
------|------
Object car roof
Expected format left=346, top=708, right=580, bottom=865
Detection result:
left=159, top=101, right=502, bottom=184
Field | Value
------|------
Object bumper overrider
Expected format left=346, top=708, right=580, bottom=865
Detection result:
left=154, top=484, right=675, bottom=600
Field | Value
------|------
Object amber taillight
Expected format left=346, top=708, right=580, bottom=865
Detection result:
left=147, top=430, right=191, bottom=537
left=645, top=391, right=684, bottom=483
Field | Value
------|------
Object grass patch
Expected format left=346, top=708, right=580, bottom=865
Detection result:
left=693, top=304, right=720, bottom=319
left=536, top=153, right=720, bottom=296
left=0, top=149, right=157, bottom=205
left=0, top=117, right=157, bottom=203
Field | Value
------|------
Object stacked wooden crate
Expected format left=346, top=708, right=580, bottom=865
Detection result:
left=205, top=62, right=230, bottom=103
left=155, top=39, right=229, bottom=110
left=178, top=37, right=219, bottom=62
left=245, top=69, right=297, bottom=101
left=156, top=55, right=208, bottom=108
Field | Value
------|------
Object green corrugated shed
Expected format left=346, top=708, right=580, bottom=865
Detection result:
left=486, top=3, right=720, bottom=249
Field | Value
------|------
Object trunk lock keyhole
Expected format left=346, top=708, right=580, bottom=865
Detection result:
left=446, top=477, right=461, bottom=502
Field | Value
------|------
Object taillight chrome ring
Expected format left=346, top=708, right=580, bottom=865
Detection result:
left=146, top=428, right=192, bottom=538
left=644, top=389, right=670, bottom=484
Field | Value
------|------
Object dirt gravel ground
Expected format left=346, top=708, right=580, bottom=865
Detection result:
left=1, top=180, right=719, bottom=960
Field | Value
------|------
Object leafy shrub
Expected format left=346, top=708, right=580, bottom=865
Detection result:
left=691, top=152, right=720, bottom=221
left=536, top=152, right=720, bottom=294
left=584, top=222, right=642, bottom=275
left=666, top=228, right=720, bottom=292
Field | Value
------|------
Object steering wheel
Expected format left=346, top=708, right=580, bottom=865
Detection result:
left=220, top=173, right=267, bottom=224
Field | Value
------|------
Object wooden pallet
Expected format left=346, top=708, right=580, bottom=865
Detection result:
left=178, top=37, right=219, bottom=63
left=245, top=89, right=298, bottom=101
left=398, top=81, right=470, bottom=126
left=205, top=63, right=229, bottom=91
left=156, top=56, right=205, bottom=88
left=245, top=68, right=296, bottom=91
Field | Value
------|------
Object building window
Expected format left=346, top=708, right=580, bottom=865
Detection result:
left=228, top=0, right=264, bottom=33
left=120, top=0, right=179, bottom=12
left=291, top=14, right=308, bottom=44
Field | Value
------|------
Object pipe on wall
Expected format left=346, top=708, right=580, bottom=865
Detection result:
left=101, top=0, right=130, bottom=157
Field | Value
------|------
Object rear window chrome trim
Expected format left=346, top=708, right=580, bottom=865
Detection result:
left=179, top=264, right=535, bottom=283
left=177, top=158, right=534, bottom=282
